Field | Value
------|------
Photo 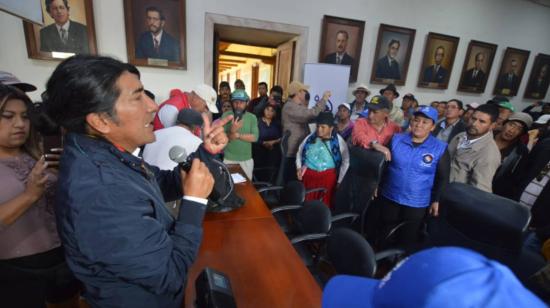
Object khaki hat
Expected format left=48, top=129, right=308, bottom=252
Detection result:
left=193, top=84, right=218, bottom=113
left=287, top=81, right=310, bottom=96
left=352, top=84, right=371, bottom=96
left=507, top=112, right=533, bottom=130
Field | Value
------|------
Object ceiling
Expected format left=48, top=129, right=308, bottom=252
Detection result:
left=215, top=24, right=296, bottom=48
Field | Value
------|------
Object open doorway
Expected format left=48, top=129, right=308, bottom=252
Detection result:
left=217, top=41, right=277, bottom=99
left=205, top=13, right=308, bottom=99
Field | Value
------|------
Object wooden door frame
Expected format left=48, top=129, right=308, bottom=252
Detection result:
left=204, top=13, right=308, bottom=87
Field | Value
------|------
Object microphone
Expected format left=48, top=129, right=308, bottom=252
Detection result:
left=169, top=146, right=191, bottom=172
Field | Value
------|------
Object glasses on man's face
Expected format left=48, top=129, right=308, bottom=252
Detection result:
left=536, top=163, right=550, bottom=182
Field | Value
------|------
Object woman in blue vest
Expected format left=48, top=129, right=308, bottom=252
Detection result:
left=377, top=106, right=450, bottom=248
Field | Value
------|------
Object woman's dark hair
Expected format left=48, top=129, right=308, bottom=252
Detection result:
left=42, top=55, right=139, bottom=134
left=0, top=85, right=41, bottom=159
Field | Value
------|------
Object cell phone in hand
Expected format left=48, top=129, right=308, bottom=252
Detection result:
left=43, top=134, right=63, bottom=154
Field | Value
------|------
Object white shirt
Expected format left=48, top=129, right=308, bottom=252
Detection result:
left=457, top=131, right=491, bottom=150
left=143, top=126, right=202, bottom=170
left=55, top=20, right=70, bottom=40
left=152, top=30, right=164, bottom=45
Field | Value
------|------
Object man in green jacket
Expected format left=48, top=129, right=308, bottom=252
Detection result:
left=222, top=89, right=259, bottom=179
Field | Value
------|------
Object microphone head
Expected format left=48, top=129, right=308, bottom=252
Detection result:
left=169, top=146, right=188, bottom=164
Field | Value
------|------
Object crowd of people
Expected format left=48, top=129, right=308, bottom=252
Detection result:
left=1, top=56, right=550, bottom=307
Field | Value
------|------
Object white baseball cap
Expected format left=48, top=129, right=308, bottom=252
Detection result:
left=193, top=84, right=218, bottom=113
left=535, top=114, right=550, bottom=125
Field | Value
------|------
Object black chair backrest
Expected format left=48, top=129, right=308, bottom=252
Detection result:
left=435, top=182, right=531, bottom=254
left=275, top=130, right=291, bottom=186
left=333, top=146, right=386, bottom=215
left=280, top=180, right=306, bottom=206
left=294, top=201, right=332, bottom=234
left=327, top=228, right=376, bottom=277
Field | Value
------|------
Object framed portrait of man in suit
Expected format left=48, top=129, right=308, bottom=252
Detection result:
left=524, top=53, right=550, bottom=100
left=493, top=47, right=530, bottom=97
left=124, top=0, right=187, bottom=70
left=22, top=0, right=97, bottom=61
left=457, top=40, right=497, bottom=93
left=370, top=24, right=416, bottom=86
left=318, top=15, right=365, bottom=83
left=417, top=32, right=459, bottom=90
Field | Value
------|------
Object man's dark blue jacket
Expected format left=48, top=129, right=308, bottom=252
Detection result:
left=55, top=133, right=206, bottom=308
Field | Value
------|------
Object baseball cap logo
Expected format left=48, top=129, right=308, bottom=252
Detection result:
left=371, top=96, right=380, bottom=104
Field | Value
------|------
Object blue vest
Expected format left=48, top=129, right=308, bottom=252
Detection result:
left=381, top=133, right=447, bottom=208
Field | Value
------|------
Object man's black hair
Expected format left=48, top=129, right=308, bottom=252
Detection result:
left=475, top=104, right=500, bottom=123
left=45, top=0, right=69, bottom=12
left=219, top=81, right=230, bottom=90
left=270, top=85, right=283, bottom=96
left=447, top=99, right=464, bottom=110
left=258, top=82, right=268, bottom=88
left=146, top=6, right=165, bottom=21
left=43, top=55, right=139, bottom=134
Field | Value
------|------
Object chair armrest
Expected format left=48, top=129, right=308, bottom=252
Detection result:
left=271, top=204, right=302, bottom=214
left=257, top=185, right=284, bottom=194
left=331, top=213, right=359, bottom=224
left=383, top=220, right=418, bottom=242
left=290, top=233, right=329, bottom=245
left=305, top=187, right=327, bottom=195
left=374, top=248, right=406, bottom=261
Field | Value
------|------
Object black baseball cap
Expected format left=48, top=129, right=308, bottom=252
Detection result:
left=367, top=95, right=391, bottom=111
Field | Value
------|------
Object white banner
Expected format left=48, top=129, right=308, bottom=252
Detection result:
left=0, top=0, right=43, bottom=25
left=303, top=63, right=350, bottom=114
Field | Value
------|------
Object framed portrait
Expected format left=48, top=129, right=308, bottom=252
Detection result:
left=318, top=15, right=365, bottom=83
left=123, top=0, right=187, bottom=70
left=493, top=47, right=530, bottom=96
left=417, top=32, right=460, bottom=89
left=370, top=24, right=416, bottom=86
left=22, top=0, right=97, bottom=61
left=457, top=40, right=497, bottom=93
left=524, top=53, right=550, bottom=100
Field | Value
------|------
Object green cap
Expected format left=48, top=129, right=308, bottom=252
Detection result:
left=498, top=101, right=516, bottom=112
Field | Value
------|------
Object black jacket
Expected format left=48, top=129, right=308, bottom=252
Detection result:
left=510, top=137, right=550, bottom=241
left=493, top=142, right=529, bottom=197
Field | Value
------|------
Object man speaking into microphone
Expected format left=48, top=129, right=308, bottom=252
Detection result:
left=43, top=55, right=232, bottom=308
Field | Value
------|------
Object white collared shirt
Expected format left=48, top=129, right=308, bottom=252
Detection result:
left=152, top=30, right=164, bottom=45
left=457, top=131, right=491, bottom=150
left=55, top=20, right=70, bottom=40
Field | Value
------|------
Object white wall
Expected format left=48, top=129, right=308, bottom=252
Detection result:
left=1, top=0, right=549, bottom=109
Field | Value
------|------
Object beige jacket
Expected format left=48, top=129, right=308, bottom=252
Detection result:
left=448, top=131, right=501, bottom=192
left=282, top=98, right=327, bottom=157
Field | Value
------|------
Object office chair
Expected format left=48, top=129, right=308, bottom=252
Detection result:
left=332, top=146, right=386, bottom=235
left=428, top=182, right=546, bottom=282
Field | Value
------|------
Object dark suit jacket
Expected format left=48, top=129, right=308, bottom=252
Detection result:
left=323, top=52, right=354, bottom=66
left=422, top=65, right=448, bottom=83
left=496, top=73, right=520, bottom=93
left=462, top=68, right=486, bottom=88
left=40, top=20, right=89, bottom=54
left=136, top=31, right=180, bottom=62
left=375, top=56, right=401, bottom=80
left=432, top=119, right=467, bottom=143
left=525, top=77, right=550, bottom=99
